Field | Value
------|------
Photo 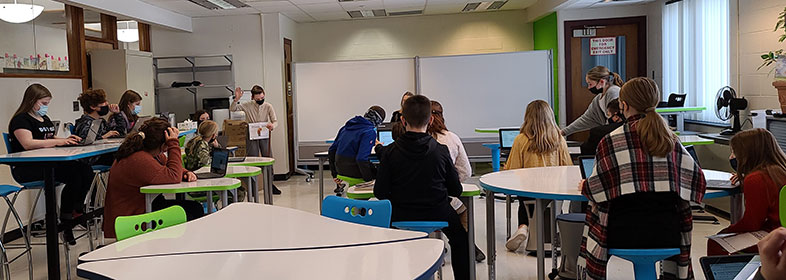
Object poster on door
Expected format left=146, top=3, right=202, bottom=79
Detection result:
left=590, top=37, right=616, bottom=56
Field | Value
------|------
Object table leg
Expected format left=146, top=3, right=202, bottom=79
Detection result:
left=232, top=188, right=238, bottom=203
left=145, top=194, right=152, bottom=213
left=535, top=198, right=545, bottom=280
left=485, top=190, right=496, bottom=280
left=263, top=166, right=272, bottom=205
left=491, top=146, right=500, bottom=172
left=220, top=191, right=228, bottom=209
left=43, top=166, right=60, bottom=280
left=318, top=157, right=325, bottom=214
left=207, top=191, right=215, bottom=213
left=505, top=195, right=511, bottom=239
left=676, top=114, right=685, bottom=132
left=461, top=196, right=477, bottom=280
left=730, top=192, right=743, bottom=224
left=550, top=200, right=559, bottom=278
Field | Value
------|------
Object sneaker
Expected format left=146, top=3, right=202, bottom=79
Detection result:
left=333, top=184, right=344, bottom=194
left=505, top=225, right=529, bottom=252
left=475, top=245, right=486, bottom=262
left=272, top=185, right=282, bottom=195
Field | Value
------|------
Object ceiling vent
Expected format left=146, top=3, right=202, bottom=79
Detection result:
left=188, top=0, right=248, bottom=10
left=463, top=1, right=507, bottom=12
left=388, top=10, right=423, bottom=16
left=347, top=9, right=387, bottom=18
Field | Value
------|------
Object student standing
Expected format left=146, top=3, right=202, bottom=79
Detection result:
left=75, top=89, right=121, bottom=140
left=390, top=91, right=414, bottom=123
left=8, top=84, right=95, bottom=242
left=503, top=100, right=572, bottom=252
left=230, top=86, right=281, bottom=194
left=103, top=118, right=204, bottom=239
left=108, top=90, right=142, bottom=137
left=563, top=66, right=624, bottom=136
left=707, top=128, right=786, bottom=255
left=577, top=77, right=706, bottom=280
left=328, top=106, right=385, bottom=193
left=374, top=95, right=469, bottom=280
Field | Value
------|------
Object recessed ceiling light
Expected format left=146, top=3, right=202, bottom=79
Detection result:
left=463, top=1, right=507, bottom=12
left=347, top=9, right=388, bottom=19
left=188, top=0, right=248, bottom=10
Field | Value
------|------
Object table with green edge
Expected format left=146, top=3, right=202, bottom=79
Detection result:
left=655, top=106, right=706, bottom=132
left=141, top=178, right=241, bottom=214
left=230, top=157, right=275, bottom=205
left=474, top=127, right=519, bottom=134
left=679, top=135, right=715, bottom=146
left=347, top=183, right=482, bottom=280
left=193, top=166, right=262, bottom=204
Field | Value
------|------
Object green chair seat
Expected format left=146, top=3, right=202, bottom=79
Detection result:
left=336, top=175, right=365, bottom=187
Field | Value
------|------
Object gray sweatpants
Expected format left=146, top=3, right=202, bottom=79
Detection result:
left=247, top=139, right=271, bottom=199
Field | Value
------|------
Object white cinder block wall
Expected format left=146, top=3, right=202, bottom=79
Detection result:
left=736, top=0, right=786, bottom=109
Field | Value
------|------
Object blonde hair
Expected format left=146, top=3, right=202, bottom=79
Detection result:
left=730, top=128, right=786, bottom=188
left=186, top=120, right=218, bottom=151
left=587, top=66, right=624, bottom=87
left=520, top=100, right=560, bottom=153
left=619, top=77, right=675, bottom=157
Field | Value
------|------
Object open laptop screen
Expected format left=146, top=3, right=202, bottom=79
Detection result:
left=579, top=156, right=595, bottom=179
left=499, top=129, right=519, bottom=149
left=378, top=130, right=394, bottom=146
left=210, top=148, right=229, bottom=174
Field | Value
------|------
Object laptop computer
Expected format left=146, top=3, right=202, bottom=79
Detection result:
left=130, top=116, right=153, bottom=133
left=685, top=145, right=736, bottom=190
left=196, top=148, right=230, bottom=179
left=700, top=254, right=760, bottom=280
left=62, top=119, right=101, bottom=147
left=578, top=156, right=595, bottom=179
left=658, top=93, right=687, bottom=108
left=378, top=129, right=394, bottom=146
left=498, top=128, right=519, bottom=153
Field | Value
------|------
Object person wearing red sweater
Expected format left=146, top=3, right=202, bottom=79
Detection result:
left=103, top=118, right=204, bottom=239
left=707, top=128, right=786, bottom=255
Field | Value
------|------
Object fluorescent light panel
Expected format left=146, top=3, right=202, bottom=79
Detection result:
left=346, top=9, right=388, bottom=18
left=463, top=1, right=507, bottom=12
left=188, top=0, right=248, bottom=10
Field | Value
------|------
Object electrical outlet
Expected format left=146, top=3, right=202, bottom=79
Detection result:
left=73, top=101, right=79, bottom=112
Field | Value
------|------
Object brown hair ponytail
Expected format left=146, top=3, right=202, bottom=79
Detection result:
left=587, top=66, right=624, bottom=87
left=619, top=77, right=675, bottom=157
left=115, top=118, right=171, bottom=160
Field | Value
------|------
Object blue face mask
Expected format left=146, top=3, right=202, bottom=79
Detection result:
left=36, top=104, right=48, bottom=116
left=133, top=105, right=142, bottom=115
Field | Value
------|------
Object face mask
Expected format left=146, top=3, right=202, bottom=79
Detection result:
left=132, top=105, right=142, bottom=115
left=256, top=99, right=264, bottom=105
left=589, top=84, right=604, bottom=95
left=97, top=105, right=110, bottom=116
left=36, top=104, right=48, bottom=116
left=730, top=158, right=738, bottom=172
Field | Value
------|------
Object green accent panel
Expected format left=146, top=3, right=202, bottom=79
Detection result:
left=681, top=140, right=714, bottom=146
left=474, top=128, right=499, bottom=133
left=533, top=12, right=559, bottom=123
left=230, top=160, right=275, bottom=167
left=347, top=191, right=374, bottom=200
left=337, top=175, right=365, bottom=187
left=655, top=107, right=706, bottom=113
left=780, top=186, right=785, bottom=227
left=141, top=181, right=241, bottom=194
left=224, top=169, right=262, bottom=178
left=115, top=206, right=186, bottom=241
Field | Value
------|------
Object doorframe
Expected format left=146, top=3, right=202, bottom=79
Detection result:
left=564, top=16, right=647, bottom=123
left=284, top=38, right=295, bottom=176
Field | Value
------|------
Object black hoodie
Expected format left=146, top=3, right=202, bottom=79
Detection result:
left=374, top=131, right=462, bottom=211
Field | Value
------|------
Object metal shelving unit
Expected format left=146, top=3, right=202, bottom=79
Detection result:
left=153, top=54, right=235, bottom=116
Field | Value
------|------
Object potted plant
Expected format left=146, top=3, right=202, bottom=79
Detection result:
left=763, top=7, right=786, bottom=112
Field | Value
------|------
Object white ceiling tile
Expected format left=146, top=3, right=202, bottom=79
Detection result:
left=289, top=0, right=336, bottom=4
left=340, top=0, right=384, bottom=10
left=424, top=3, right=465, bottom=14
left=297, top=2, right=345, bottom=13
left=248, top=1, right=303, bottom=12
left=425, top=0, right=469, bottom=4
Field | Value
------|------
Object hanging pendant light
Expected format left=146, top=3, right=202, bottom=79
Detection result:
left=117, top=21, right=139, bottom=43
left=0, top=0, right=44, bottom=24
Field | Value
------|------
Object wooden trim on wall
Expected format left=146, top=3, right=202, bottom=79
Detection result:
left=0, top=73, right=82, bottom=79
left=100, top=14, right=119, bottom=49
left=65, top=5, right=88, bottom=90
left=138, top=23, right=151, bottom=52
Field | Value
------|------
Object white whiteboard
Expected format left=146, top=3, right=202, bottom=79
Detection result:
left=294, top=58, right=415, bottom=142
left=419, top=51, right=553, bottom=138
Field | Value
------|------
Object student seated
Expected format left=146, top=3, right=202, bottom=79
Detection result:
left=183, top=120, right=220, bottom=171
left=75, top=89, right=121, bottom=140
left=374, top=95, right=469, bottom=280
left=328, top=106, right=385, bottom=193
left=503, top=100, right=572, bottom=252
left=580, top=98, right=625, bottom=155
left=577, top=77, right=706, bottom=280
left=194, top=109, right=210, bottom=126
left=8, top=84, right=94, bottom=242
left=707, top=128, right=786, bottom=255
left=108, top=90, right=143, bottom=137
left=103, top=118, right=204, bottom=239
left=427, top=100, right=486, bottom=262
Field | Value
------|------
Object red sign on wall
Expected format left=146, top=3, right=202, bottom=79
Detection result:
left=590, top=37, right=617, bottom=56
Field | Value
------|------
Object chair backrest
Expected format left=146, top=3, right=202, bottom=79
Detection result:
left=2, top=133, right=11, bottom=153
left=685, top=145, right=700, bottom=167
left=321, top=196, right=391, bottom=228
left=115, top=206, right=187, bottom=241
left=780, top=185, right=785, bottom=227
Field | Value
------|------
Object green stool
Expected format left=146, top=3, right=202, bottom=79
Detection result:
left=336, top=175, right=365, bottom=187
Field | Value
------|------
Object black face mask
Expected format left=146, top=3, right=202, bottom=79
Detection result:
left=589, top=85, right=604, bottom=95
left=97, top=105, right=110, bottom=116
left=607, top=113, right=625, bottom=124
left=730, top=158, right=738, bottom=172
left=256, top=99, right=265, bottom=105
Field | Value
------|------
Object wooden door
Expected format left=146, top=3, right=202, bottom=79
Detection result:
left=284, top=38, right=295, bottom=174
left=564, top=16, right=647, bottom=141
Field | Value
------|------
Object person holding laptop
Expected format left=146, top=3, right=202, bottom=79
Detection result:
left=707, top=128, right=786, bottom=255
left=108, top=90, right=143, bottom=137
left=8, top=84, right=95, bottom=242
left=230, top=85, right=281, bottom=195
left=75, top=89, right=122, bottom=140
left=103, top=118, right=204, bottom=239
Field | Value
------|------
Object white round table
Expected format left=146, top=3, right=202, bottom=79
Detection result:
left=479, top=166, right=739, bottom=280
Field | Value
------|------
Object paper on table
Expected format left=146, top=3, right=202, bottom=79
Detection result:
left=354, top=181, right=374, bottom=191
left=248, top=122, right=269, bottom=140
left=707, top=231, right=768, bottom=254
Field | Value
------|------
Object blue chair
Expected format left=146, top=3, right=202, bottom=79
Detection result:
left=321, top=196, right=392, bottom=228
left=0, top=185, right=34, bottom=280
left=608, top=248, right=681, bottom=280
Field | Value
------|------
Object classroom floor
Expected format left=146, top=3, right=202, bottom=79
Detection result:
left=7, top=172, right=730, bottom=280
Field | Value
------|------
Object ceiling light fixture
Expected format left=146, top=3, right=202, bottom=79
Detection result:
left=0, top=0, right=43, bottom=24
left=117, top=21, right=139, bottom=43
left=188, top=0, right=248, bottom=10
left=463, top=1, right=507, bottom=12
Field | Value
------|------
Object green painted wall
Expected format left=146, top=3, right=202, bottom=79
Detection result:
left=533, top=12, right=559, bottom=122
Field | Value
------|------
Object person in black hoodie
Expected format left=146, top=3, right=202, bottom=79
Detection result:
left=579, top=98, right=625, bottom=155
left=374, top=95, right=469, bottom=280
left=328, top=106, right=385, bottom=194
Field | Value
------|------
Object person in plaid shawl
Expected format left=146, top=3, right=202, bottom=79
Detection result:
left=577, top=77, right=707, bottom=280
